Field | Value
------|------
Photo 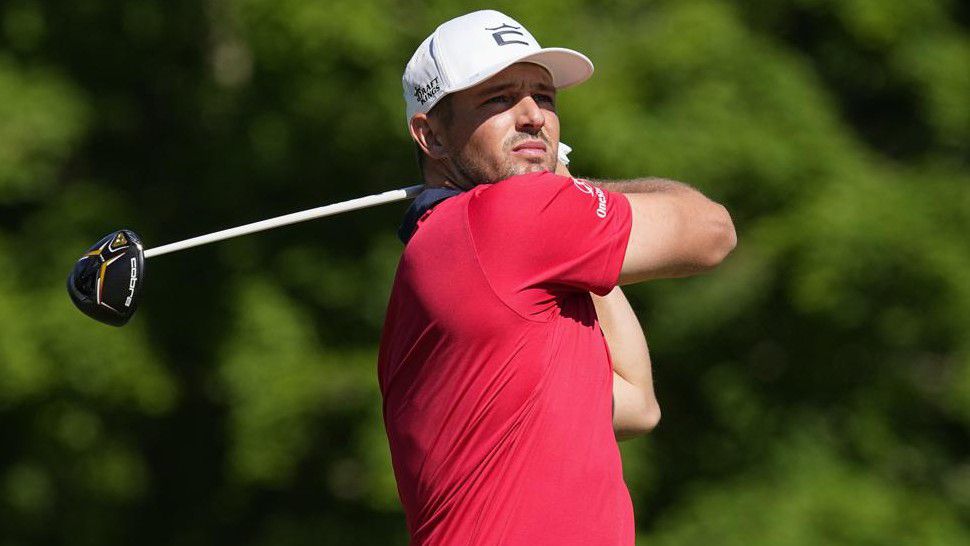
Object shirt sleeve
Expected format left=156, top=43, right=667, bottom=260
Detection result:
left=467, top=171, right=632, bottom=319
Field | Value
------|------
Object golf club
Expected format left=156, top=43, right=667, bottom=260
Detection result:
left=67, top=184, right=425, bottom=326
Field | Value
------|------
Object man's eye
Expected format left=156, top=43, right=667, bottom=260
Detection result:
left=533, top=93, right=554, bottom=104
left=486, top=95, right=510, bottom=104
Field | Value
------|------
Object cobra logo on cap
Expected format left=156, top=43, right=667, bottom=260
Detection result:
left=486, top=23, right=530, bottom=47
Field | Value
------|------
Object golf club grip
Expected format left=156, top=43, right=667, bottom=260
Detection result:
left=143, top=185, right=425, bottom=259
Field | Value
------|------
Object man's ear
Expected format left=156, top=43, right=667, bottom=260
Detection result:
left=410, top=114, right=448, bottom=160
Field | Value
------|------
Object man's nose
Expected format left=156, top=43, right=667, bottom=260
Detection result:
left=514, top=96, right=545, bottom=134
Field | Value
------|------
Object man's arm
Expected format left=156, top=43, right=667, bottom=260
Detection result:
left=591, top=286, right=660, bottom=441
left=555, top=158, right=736, bottom=284
left=590, top=178, right=737, bottom=284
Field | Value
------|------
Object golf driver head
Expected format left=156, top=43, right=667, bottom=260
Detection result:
left=67, top=229, right=145, bottom=327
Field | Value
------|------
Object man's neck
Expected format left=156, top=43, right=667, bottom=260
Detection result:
left=422, top=163, right=476, bottom=191
left=424, top=178, right=467, bottom=191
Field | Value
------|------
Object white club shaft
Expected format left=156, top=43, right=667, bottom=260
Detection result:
left=144, top=184, right=425, bottom=259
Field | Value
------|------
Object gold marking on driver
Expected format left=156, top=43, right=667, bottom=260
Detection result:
left=96, top=254, right=124, bottom=310
left=109, top=232, right=129, bottom=252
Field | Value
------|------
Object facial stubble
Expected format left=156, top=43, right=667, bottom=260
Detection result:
left=448, top=133, right=557, bottom=187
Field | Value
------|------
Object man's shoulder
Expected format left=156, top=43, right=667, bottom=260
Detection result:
left=481, top=170, right=569, bottom=191
left=470, top=171, right=574, bottom=207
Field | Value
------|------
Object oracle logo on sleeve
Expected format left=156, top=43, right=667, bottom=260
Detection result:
left=572, top=178, right=608, bottom=219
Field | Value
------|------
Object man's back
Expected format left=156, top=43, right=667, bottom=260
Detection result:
left=378, top=172, right=635, bottom=545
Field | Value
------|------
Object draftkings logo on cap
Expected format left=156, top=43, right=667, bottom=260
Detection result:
left=402, top=10, right=594, bottom=125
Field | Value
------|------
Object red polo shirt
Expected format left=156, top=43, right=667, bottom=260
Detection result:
left=378, top=171, right=634, bottom=545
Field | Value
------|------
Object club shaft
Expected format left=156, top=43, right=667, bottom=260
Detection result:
left=144, top=185, right=425, bottom=259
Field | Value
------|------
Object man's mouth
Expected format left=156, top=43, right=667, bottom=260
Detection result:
left=511, top=140, right=548, bottom=158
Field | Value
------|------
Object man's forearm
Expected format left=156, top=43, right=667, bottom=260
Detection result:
left=596, top=175, right=736, bottom=282
left=557, top=161, right=689, bottom=195
left=593, top=287, right=653, bottom=387
left=557, top=163, right=737, bottom=282
left=591, top=287, right=661, bottom=439
left=588, top=177, right=692, bottom=194
left=559, top=160, right=692, bottom=194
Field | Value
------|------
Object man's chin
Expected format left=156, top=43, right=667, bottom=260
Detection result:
left=508, top=159, right=556, bottom=177
left=474, top=157, right=555, bottom=184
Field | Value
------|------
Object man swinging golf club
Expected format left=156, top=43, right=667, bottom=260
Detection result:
left=378, top=9, right=737, bottom=546
left=64, top=7, right=734, bottom=544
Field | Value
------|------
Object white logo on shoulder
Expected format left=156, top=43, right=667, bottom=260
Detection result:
left=572, top=178, right=607, bottom=218
left=572, top=178, right=594, bottom=195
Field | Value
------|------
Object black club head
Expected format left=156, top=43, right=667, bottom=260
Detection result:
left=67, top=229, right=145, bottom=327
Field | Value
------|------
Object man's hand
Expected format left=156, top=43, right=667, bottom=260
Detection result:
left=591, top=286, right=660, bottom=440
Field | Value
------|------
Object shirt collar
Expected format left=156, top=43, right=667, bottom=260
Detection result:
left=398, top=187, right=463, bottom=244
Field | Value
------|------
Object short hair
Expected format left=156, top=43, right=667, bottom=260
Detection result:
left=414, top=94, right=454, bottom=173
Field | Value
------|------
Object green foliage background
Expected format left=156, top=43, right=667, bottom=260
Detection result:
left=1, top=0, right=968, bottom=544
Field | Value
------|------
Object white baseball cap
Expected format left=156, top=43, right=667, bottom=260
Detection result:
left=403, top=10, right=594, bottom=124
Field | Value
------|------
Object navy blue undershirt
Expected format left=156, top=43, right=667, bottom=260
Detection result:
left=398, top=187, right=463, bottom=244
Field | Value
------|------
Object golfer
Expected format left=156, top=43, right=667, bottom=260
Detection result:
left=378, top=10, right=736, bottom=545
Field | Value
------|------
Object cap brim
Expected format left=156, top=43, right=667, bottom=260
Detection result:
left=518, top=48, right=595, bottom=89
left=446, top=47, right=594, bottom=95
